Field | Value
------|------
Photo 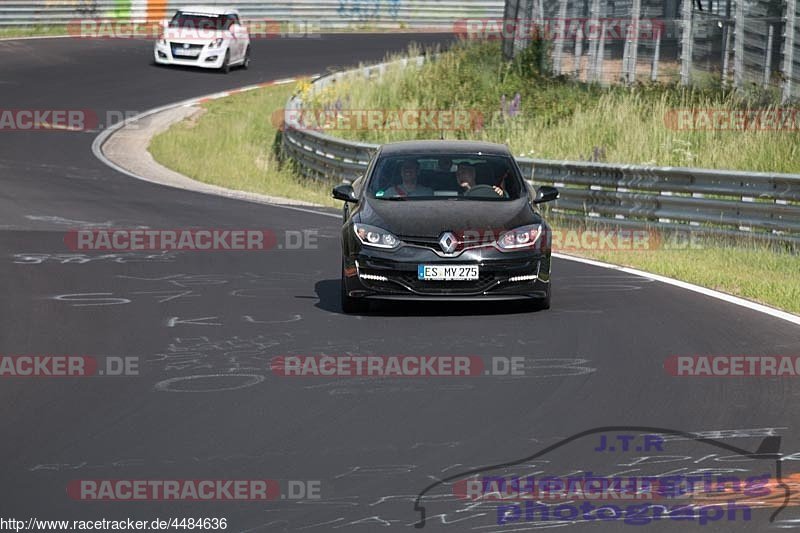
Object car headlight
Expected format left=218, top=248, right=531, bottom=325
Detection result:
left=354, top=223, right=401, bottom=249
left=157, top=37, right=166, bottom=45
left=496, top=224, right=542, bottom=251
left=211, top=38, right=225, bottom=48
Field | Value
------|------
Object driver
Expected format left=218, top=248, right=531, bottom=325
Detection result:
left=385, top=160, right=433, bottom=197
left=456, top=163, right=503, bottom=196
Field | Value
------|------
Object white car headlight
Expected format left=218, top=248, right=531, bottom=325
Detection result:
left=354, top=223, right=401, bottom=249
left=496, top=224, right=543, bottom=251
left=211, top=38, right=225, bottom=48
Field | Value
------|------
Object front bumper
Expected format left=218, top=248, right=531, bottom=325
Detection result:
left=343, top=246, right=551, bottom=301
left=154, top=41, right=227, bottom=69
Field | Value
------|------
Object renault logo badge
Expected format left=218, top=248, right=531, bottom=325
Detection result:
left=439, top=232, right=457, bottom=253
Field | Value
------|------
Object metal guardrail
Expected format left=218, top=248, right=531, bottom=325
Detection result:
left=282, top=56, right=800, bottom=243
left=0, top=0, right=503, bottom=27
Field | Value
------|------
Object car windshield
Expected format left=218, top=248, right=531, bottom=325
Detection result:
left=169, top=13, right=233, bottom=31
left=367, top=154, right=524, bottom=201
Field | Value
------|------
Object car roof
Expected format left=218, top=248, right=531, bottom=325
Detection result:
left=378, top=140, right=513, bottom=157
left=176, top=5, right=239, bottom=16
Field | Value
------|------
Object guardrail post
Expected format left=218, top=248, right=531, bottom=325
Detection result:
left=595, top=21, right=607, bottom=82
left=722, top=21, right=732, bottom=87
left=733, top=0, right=744, bottom=89
left=587, top=0, right=601, bottom=80
left=512, top=0, right=532, bottom=58
left=680, top=0, right=693, bottom=85
left=651, top=27, right=661, bottom=81
left=552, top=0, right=568, bottom=75
left=624, top=0, right=641, bottom=84
left=783, top=0, right=797, bottom=103
left=535, top=0, right=546, bottom=73
left=573, top=0, right=584, bottom=79
left=502, top=0, right=520, bottom=60
left=764, top=24, right=774, bottom=87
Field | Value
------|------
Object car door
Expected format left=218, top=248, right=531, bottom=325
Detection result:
left=230, top=15, right=247, bottom=61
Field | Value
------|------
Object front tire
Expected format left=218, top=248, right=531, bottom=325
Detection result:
left=341, top=263, right=368, bottom=314
left=221, top=50, right=231, bottom=74
left=242, top=46, right=251, bottom=70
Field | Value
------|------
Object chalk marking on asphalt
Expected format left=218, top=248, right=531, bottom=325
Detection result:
left=154, top=373, right=264, bottom=392
left=165, top=316, right=221, bottom=327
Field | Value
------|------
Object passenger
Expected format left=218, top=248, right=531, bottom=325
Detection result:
left=385, top=160, right=433, bottom=197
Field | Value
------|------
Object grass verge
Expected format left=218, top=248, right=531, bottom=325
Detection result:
left=0, top=26, right=72, bottom=39
left=303, top=41, right=800, bottom=173
left=149, top=82, right=339, bottom=208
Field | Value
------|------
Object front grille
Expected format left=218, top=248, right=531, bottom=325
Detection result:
left=402, top=237, right=493, bottom=255
left=358, top=256, right=540, bottom=296
left=400, top=273, right=500, bottom=294
left=170, top=43, right=204, bottom=58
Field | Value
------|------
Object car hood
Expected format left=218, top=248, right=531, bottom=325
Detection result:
left=357, top=197, right=539, bottom=238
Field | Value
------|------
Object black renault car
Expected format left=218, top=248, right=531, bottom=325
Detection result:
left=332, top=140, right=558, bottom=313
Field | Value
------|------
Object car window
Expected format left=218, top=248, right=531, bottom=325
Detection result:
left=169, top=13, right=227, bottom=31
left=367, top=154, right=523, bottom=201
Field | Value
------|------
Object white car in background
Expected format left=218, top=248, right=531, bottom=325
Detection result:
left=154, top=6, right=250, bottom=73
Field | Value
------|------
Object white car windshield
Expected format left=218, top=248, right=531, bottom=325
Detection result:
left=169, top=13, right=235, bottom=31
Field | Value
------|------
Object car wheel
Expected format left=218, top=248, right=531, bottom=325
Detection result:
left=341, top=263, right=368, bottom=314
left=242, top=46, right=251, bottom=70
left=221, top=50, right=231, bottom=74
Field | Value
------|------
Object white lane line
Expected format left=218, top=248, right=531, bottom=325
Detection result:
left=553, top=253, right=800, bottom=326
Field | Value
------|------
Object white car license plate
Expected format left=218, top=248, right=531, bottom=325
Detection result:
left=418, top=265, right=479, bottom=281
left=174, top=48, right=199, bottom=57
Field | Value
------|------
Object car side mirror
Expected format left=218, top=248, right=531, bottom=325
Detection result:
left=533, top=185, right=559, bottom=204
left=332, top=184, right=358, bottom=203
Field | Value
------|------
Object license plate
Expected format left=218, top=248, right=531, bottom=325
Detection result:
left=173, top=48, right=199, bottom=57
left=418, top=264, right=479, bottom=281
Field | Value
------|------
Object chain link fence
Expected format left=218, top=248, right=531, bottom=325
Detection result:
left=502, top=0, right=799, bottom=101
